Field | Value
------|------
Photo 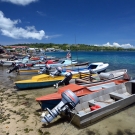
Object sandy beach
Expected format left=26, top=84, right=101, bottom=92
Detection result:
left=1, top=66, right=135, bottom=135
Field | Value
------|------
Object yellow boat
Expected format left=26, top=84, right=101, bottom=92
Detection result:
left=14, top=73, right=80, bottom=90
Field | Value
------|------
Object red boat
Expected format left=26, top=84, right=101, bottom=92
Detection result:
left=30, top=57, right=40, bottom=60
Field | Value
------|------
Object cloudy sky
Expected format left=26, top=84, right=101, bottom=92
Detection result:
left=0, top=0, right=135, bottom=48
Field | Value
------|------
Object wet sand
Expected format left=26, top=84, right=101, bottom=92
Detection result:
left=0, top=66, right=135, bottom=135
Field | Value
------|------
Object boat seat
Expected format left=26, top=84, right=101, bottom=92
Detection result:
left=110, top=91, right=131, bottom=100
left=88, top=82, right=116, bottom=91
left=88, top=85, right=104, bottom=91
left=88, top=99, right=107, bottom=108
left=110, top=85, right=131, bottom=99
left=74, top=102, right=90, bottom=115
left=101, top=82, right=116, bottom=89
left=102, top=85, right=114, bottom=89
left=88, top=94, right=115, bottom=108
left=109, top=92, right=128, bottom=99
left=74, top=104, right=82, bottom=112
left=117, top=85, right=131, bottom=96
left=81, top=102, right=91, bottom=113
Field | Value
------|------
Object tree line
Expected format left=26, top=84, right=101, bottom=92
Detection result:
left=8, top=43, right=135, bottom=51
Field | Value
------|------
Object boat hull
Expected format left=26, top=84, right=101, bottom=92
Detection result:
left=15, top=80, right=60, bottom=90
left=69, top=81, right=135, bottom=128
left=19, top=69, right=39, bottom=75
left=71, top=94, right=135, bottom=128
left=39, top=99, right=61, bottom=110
left=36, top=79, right=128, bottom=110
left=14, top=73, right=79, bottom=90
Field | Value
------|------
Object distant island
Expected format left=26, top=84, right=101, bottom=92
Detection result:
left=1, top=43, right=135, bottom=51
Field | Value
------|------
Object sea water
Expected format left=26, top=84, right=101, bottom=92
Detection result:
left=0, top=51, right=135, bottom=134
left=46, top=51, right=135, bottom=78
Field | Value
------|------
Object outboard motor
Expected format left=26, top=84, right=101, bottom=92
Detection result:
left=54, top=72, right=73, bottom=88
left=38, top=64, right=51, bottom=74
left=0, top=60, right=4, bottom=66
left=41, top=90, right=80, bottom=124
left=50, top=66, right=62, bottom=76
left=7, top=63, right=20, bottom=74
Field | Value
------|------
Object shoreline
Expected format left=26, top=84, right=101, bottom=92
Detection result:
left=0, top=84, right=64, bottom=135
left=1, top=67, right=135, bottom=135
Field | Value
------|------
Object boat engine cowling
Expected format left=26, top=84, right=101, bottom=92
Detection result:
left=38, top=67, right=47, bottom=74
left=38, top=65, right=51, bottom=74
left=41, top=90, right=80, bottom=124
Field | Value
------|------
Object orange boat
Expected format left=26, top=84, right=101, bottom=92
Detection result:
left=36, top=79, right=128, bottom=110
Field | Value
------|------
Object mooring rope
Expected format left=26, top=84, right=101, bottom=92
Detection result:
left=61, top=113, right=76, bottom=135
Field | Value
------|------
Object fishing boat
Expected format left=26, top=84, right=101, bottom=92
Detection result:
left=33, top=59, right=78, bottom=68
left=36, top=80, right=127, bottom=110
left=40, top=80, right=135, bottom=127
left=14, top=73, right=79, bottom=90
left=62, top=62, right=109, bottom=74
left=37, top=62, right=108, bottom=75
left=1, top=59, right=25, bottom=66
left=75, top=69, right=128, bottom=85
left=87, top=62, right=109, bottom=73
left=36, top=69, right=129, bottom=110
left=66, top=80, right=135, bottom=128
left=1, top=57, right=29, bottom=66
left=15, top=67, right=94, bottom=89
left=18, top=61, right=89, bottom=75
left=18, top=67, right=41, bottom=75
left=0, top=53, right=13, bottom=58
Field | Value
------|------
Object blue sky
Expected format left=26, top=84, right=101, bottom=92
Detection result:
left=0, top=0, right=135, bottom=48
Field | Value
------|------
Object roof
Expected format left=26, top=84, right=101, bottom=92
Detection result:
left=7, top=46, right=28, bottom=48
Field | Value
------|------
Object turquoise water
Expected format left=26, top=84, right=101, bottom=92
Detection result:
left=1, top=51, right=135, bottom=85
left=1, top=51, right=135, bottom=134
left=46, top=51, right=135, bottom=78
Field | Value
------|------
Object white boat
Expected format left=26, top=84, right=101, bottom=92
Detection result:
left=68, top=80, right=135, bottom=127
left=36, top=62, right=109, bottom=76
left=87, top=62, right=109, bottom=73
left=75, top=69, right=128, bottom=85
left=37, top=69, right=129, bottom=110
left=0, top=59, right=22, bottom=66
left=1, top=58, right=41, bottom=66
left=40, top=79, right=135, bottom=126
left=34, top=59, right=78, bottom=68
left=1, top=57, right=29, bottom=66
left=60, top=62, right=109, bottom=76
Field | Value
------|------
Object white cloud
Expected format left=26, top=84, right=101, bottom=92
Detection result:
left=37, top=11, right=46, bottom=16
left=1, top=0, right=38, bottom=6
left=0, top=11, right=45, bottom=40
left=100, top=42, right=134, bottom=48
